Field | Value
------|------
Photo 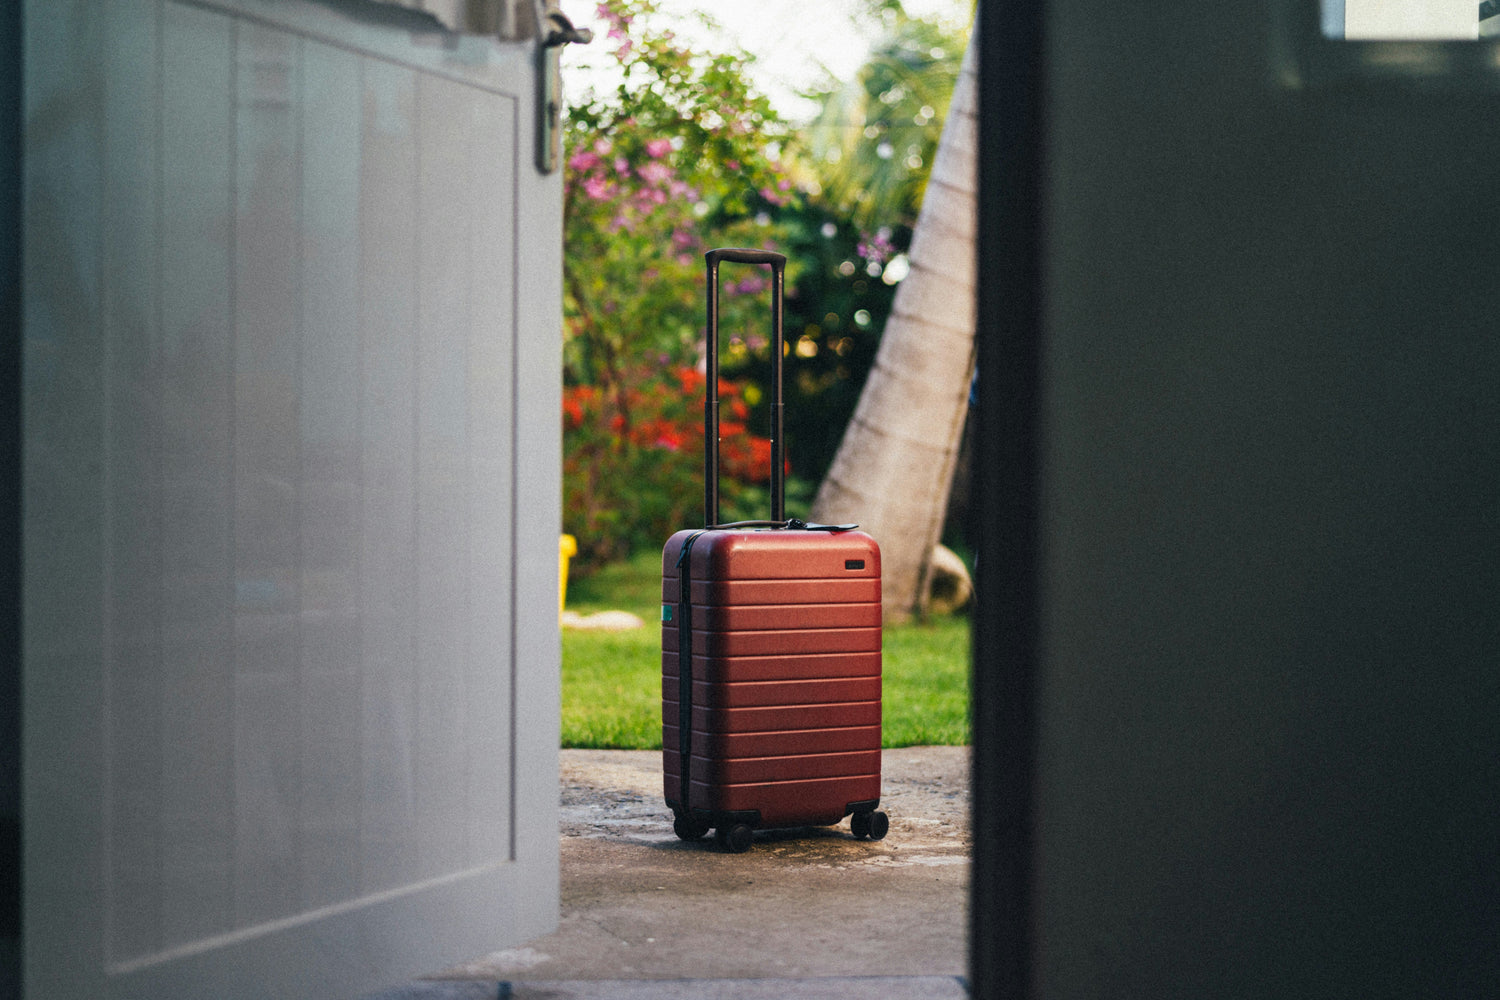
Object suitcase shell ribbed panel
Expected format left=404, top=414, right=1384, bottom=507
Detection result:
left=662, top=527, right=882, bottom=828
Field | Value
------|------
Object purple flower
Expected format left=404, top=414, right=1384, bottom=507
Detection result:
left=857, top=227, right=897, bottom=265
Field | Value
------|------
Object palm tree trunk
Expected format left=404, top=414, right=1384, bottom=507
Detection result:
left=809, top=30, right=977, bottom=622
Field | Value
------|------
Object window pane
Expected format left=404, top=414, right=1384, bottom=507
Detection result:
left=1323, top=0, right=1483, bottom=39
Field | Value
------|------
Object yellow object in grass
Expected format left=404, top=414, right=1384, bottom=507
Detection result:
left=559, top=534, right=577, bottom=619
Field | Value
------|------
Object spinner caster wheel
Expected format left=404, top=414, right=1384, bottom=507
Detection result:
left=674, top=814, right=710, bottom=841
left=715, top=823, right=754, bottom=853
left=852, top=810, right=889, bottom=841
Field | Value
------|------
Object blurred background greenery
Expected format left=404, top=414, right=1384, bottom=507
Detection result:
left=562, top=552, right=970, bottom=748
left=562, top=0, right=972, bottom=572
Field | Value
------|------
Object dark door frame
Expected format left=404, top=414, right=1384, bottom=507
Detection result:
left=970, top=1, right=1046, bottom=997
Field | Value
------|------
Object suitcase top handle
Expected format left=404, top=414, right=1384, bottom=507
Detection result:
left=706, top=248, right=785, bottom=267
left=705, top=248, right=787, bottom=527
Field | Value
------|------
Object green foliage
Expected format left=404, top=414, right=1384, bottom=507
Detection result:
left=561, top=626, right=663, bottom=748
left=798, top=4, right=969, bottom=235
left=563, top=367, right=784, bottom=565
left=562, top=0, right=800, bottom=570
left=563, top=0, right=795, bottom=378
left=881, top=616, right=972, bottom=746
left=565, top=548, right=665, bottom=612
left=560, top=0, right=974, bottom=566
left=727, top=3, right=972, bottom=489
left=759, top=209, right=901, bottom=490
left=560, top=552, right=970, bottom=749
left=561, top=618, right=970, bottom=748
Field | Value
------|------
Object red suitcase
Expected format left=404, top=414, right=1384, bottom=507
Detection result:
left=662, top=248, right=889, bottom=853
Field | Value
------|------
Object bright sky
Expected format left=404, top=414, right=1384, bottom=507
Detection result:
left=562, top=0, right=972, bottom=123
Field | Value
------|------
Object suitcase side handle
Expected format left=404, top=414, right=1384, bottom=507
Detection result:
left=705, top=248, right=787, bottom=527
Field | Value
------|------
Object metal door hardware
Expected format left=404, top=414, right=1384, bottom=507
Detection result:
left=537, top=1, right=591, bottom=173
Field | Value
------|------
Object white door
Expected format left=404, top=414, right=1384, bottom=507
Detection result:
left=21, top=1, right=561, bottom=996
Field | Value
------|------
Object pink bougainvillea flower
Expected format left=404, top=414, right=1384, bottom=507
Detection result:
left=613, top=157, right=631, bottom=176
left=638, top=161, right=671, bottom=186
left=582, top=175, right=611, bottom=200
left=644, top=138, right=672, bottom=159
left=568, top=150, right=600, bottom=172
left=595, top=2, right=631, bottom=31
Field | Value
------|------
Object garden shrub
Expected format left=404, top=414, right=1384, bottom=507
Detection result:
left=563, top=365, right=785, bottom=567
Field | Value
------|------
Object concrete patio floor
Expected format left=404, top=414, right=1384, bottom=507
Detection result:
left=391, top=746, right=972, bottom=999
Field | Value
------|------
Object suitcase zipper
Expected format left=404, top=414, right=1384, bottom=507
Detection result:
left=675, top=530, right=708, bottom=814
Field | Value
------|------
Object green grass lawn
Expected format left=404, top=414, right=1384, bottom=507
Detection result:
left=562, top=551, right=970, bottom=748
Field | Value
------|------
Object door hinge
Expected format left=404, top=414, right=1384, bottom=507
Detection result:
left=537, top=1, right=592, bottom=173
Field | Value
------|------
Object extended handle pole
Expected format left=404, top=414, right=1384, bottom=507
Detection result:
left=704, top=248, right=786, bottom=527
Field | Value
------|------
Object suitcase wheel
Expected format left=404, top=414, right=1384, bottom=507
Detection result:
left=673, top=814, right=711, bottom=841
left=851, top=810, right=889, bottom=842
left=715, top=823, right=754, bottom=853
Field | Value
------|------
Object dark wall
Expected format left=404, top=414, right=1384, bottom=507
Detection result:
left=973, top=2, right=1500, bottom=997
left=2, top=2, right=22, bottom=995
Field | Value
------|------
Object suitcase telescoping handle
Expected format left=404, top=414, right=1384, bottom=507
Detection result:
left=704, top=248, right=786, bottom=527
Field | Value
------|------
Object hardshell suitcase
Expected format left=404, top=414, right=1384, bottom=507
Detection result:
left=662, top=248, right=888, bottom=853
